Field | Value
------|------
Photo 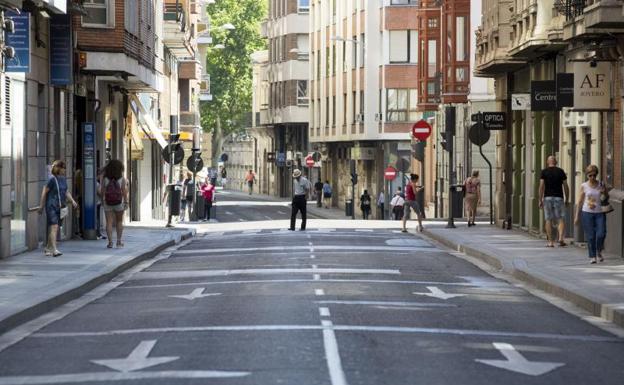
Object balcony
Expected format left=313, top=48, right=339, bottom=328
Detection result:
left=163, top=0, right=194, bottom=58
left=580, top=0, right=624, bottom=28
left=200, top=75, right=212, bottom=102
left=180, top=111, right=200, bottom=128
left=179, top=60, right=200, bottom=80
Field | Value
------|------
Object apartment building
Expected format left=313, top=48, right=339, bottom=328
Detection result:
left=475, top=0, right=624, bottom=255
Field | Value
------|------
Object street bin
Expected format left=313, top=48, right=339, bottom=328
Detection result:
left=345, top=199, right=353, bottom=217
left=194, top=191, right=205, bottom=221
left=168, top=184, right=181, bottom=216
left=451, top=185, right=464, bottom=218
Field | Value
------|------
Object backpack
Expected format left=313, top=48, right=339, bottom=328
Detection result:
left=465, top=178, right=478, bottom=194
left=323, top=184, right=332, bottom=194
left=104, top=178, right=123, bottom=206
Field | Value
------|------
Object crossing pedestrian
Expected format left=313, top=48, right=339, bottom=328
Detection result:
left=377, top=191, right=385, bottom=220
left=401, top=174, right=424, bottom=232
left=390, top=190, right=405, bottom=220
left=322, top=180, right=332, bottom=208
left=246, top=170, right=256, bottom=195
left=100, top=159, right=129, bottom=248
left=314, top=179, right=324, bottom=207
left=539, top=155, right=570, bottom=247
left=200, top=179, right=216, bottom=221
left=220, top=166, right=228, bottom=189
left=360, top=190, right=372, bottom=219
left=38, top=160, right=78, bottom=257
left=289, top=169, right=311, bottom=231
left=180, top=171, right=195, bottom=222
left=574, top=165, right=608, bottom=264
left=463, top=170, right=481, bottom=227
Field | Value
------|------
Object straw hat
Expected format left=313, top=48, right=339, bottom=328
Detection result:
left=292, top=169, right=302, bottom=178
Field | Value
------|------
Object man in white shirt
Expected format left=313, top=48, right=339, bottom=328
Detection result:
left=290, top=169, right=311, bottom=231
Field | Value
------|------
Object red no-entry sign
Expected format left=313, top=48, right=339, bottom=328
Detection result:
left=412, top=119, right=432, bottom=141
left=384, top=166, right=397, bottom=181
left=305, top=156, right=315, bottom=167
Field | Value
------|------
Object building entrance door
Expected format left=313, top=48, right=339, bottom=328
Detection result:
left=8, top=77, right=26, bottom=254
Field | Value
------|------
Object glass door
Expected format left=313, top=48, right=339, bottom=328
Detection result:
left=9, top=77, right=26, bottom=254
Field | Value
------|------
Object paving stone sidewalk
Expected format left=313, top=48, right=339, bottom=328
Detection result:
left=0, top=225, right=194, bottom=334
left=423, top=223, right=624, bottom=328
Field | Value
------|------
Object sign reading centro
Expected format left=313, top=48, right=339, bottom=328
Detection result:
left=573, top=62, right=611, bottom=110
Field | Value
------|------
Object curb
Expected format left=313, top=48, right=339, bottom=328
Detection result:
left=0, top=229, right=195, bottom=335
left=423, top=229, right=624, bottom=329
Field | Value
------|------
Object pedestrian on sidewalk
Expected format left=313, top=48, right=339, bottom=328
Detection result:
left=290, top=169, right=311, bottom=231
left=463, top=170, right=481, bottom=227
left=396, top=186, right=405, bottom=199
left=322, top=181, right=332, bottom=208
left=401, top=174, right=424, bottom=232
left=246, top=170, right=256, bottom=195
left=220, top=166, right=228, bottom=189
left=209, top=168, right=218, bottom=187
left=314, top=179, right=324, bottom=207
left=200, top=179, right=216, bottom=221
left=574, top=165, right=608, bottom=264
left=377, top=191, right=385, bottom=220
left=180, top=171, right=195, bottom=222
left=390, top=191, right=405, bottom=220
left=38, top=160, right=78, bottom=257
left=539, top=155, right=570, bottom=247
left=360, top=190, right=372, bottom=219
left=100, top=159, right=129, bottom=248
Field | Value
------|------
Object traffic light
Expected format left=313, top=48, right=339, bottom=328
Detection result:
left=440, top=132, right=450, bottom=152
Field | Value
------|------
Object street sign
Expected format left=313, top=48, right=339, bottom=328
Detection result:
left=483, top=112, right=506, bottom=130
left=384, top=166, right=397, bottom=181
left=311, top=151, right=322, bottom=162
left=305, top=156, right=315, bottom=167
left=531, top=81, right=557, bottom=111
left=511, top=94, right=531, bottom=110
left=162, top=143, right=184, bottom=165
left=411, top=119, right=432, bottom=141
left=186, top=154, right=204, bottom=173
left=556, top=73, right=574, bottom=108
left=469, top=123, right=490, bottom=146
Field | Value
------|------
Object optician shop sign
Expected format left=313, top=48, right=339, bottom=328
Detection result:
left=573, top=62, right=611, bottom=110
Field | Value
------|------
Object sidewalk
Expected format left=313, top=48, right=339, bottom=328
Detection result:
left=0, top=225, right=194, bottom=334
left=423, top=222, right=624, bottom=329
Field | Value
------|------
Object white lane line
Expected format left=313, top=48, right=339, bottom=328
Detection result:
left=355, top=229, right=374, bottom=232
left=225, top=211, right=234, bottom=216
left=120, top=278, right=480, bottom=290
left=315, top=289, right=325, bottom=296
left=310, top=255, right=316, bottom=259
left=0, top=370, right=250, bottom=384
left=312, top=265, right=318, bottom=269
left=308, top=242, right=313, bottom=246
left=238, top=218, right=245, bottom=222
left=319, top=307, right=331, bottom=317
left=172, top=245, right=435, bottom=254
left=314, top=274, right=321, bottom=281
left=310, top=248, right=315, bottom=253
left=264, top=216, right=273, bottom=220
left=33, top=325, right=623, bottom=342
left=277, top=211, right=286, bottom=215
left=242, top=230, right=260, bottom=234
left=315, top=300, right=455, bottom=308
left=321, top=320, right=349, bottom=385
left=134, top=268, right=401, bottom=280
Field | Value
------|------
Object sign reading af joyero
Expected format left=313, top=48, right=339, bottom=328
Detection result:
left=573, top=62, right=611, bottom=110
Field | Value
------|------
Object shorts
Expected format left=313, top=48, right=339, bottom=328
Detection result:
left=103, top=202, right=125, bottom=212
left=404, top=200, right=421, bottom=216
left=544, top=196, right=565, bottom=221
left=323, top=192, right=332, bottom=198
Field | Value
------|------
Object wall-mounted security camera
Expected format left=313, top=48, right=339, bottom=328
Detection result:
left=589, top=58, right=597, bottom=68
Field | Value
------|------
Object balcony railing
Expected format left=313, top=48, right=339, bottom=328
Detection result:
left=124, top=31, right=156, bottom=70
left=554, top=0, right=587, bottom=20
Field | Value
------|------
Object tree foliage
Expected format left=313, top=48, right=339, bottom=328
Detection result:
left=201, top=0, right=266, bottom=134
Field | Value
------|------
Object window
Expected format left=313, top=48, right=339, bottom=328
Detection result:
left=428, top=39, right=437, bottom=77
left=360, top=34, right=365, bottom=68
left=352, top=37, right=358, bottom=68
left=456, top=67, right=466, bottom=82
left=125, top=0, right=138, bottom=35
left=83, top=0, right=113, bottom=27
left=428, top=18, right=438, bottom=28
left=456, top=16, right=468, bottom=61
left=390, top=0, right=418, bottom=4
left=386, top=89, right=418, bottom=122
left=298, top=0, right=309, bottom=14
left=297, top=34, right=309, bottom=60
left=389, top=30, right=418, bottom=63
left=332, top=96, right=336, bottom=126
left=297, top=80, right=308, bottom=106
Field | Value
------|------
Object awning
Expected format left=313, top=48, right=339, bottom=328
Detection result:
left=129, top=93, right=168, bottom=149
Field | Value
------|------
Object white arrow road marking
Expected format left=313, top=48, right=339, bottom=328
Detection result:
left=413, top=286, right=466, bottom=300
left=169, top=288, right=222, bottom=301
left=475, top=342, right=565, bottom=376
left=0, top=371, right=250, bottom=384
left=91, top=340, right=179, bottom=372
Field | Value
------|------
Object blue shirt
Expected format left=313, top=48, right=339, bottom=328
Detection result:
left=46, top=176, right=67, bottom=210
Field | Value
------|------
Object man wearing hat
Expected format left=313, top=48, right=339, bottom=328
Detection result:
left=290, top=169, right=311, bottom=231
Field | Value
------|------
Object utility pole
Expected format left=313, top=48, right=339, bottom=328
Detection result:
left=445, top=106, right=456, bottom=228
left=166, top=115, right=178, bottom=228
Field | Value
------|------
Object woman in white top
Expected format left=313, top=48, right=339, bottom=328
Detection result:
left=574, top=165, right=607, bottom=264
left=390, top=193, right=405, bottom=220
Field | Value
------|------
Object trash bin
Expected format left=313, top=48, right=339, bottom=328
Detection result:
left=345, top=199, right=353, bottom=217
left=168, top=184, right=181, bottom=216
left=451, top=185, right=464, bottom=218
left=193, top=191, right=205, bottom=221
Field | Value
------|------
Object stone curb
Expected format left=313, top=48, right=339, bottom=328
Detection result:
left=422, top=229, right=624, bottom=329
left=0, top=229, right=195, bottom=335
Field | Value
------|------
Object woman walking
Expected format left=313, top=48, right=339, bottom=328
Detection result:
left=38, top=160, right=78, bottom=257
left=360, top=190, right=372, bottom=219
left=463, top=170, right=481, bottom=226
left=322, top=181, right=332, bottom=208
left=574, top=165, right=608, bottom=264
left=201, top=179, right=216, bottom=221
left=100, top=160, right=129, bottom=248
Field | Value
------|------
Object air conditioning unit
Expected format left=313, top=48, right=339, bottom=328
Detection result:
left=562, top=108, right=575, bottom=129
left=576, top=111, right=589, bottom=127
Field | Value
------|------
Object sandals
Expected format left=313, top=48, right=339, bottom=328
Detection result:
left=107, top=242, right=113, bottom=249
left=116, top=241, right=124, bottom=248
left=558, top=240, right=567, bottom=247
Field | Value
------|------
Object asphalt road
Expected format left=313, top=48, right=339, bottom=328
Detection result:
left=0, top=197, right=623, bottom=384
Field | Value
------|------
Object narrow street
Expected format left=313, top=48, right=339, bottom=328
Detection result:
left=0, top=199, right=623, bottom=385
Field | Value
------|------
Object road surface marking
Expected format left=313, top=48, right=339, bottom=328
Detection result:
left=277, top=211, right=286, bottom=214
left=238, top=219, right=245, bottom=222
left=225, top=211, right=234, bottom=216
left=413, top=286, right=467, bottom=300
left=355, top=229, right=373, bottom=232
left=321, top=320, right=349, bottom=385
left=242, top=230, right=260, bottom=234
left=264, top=216, right=273, bottom=220
left=475, top=342, right=565, bottom=376
left=315, top=300, right=455, bottom=308
left=91, top=340, right=178, bottom=372
left=0, top=371, right=250, bottom=384
left=310, top=255, right=316, bottom=259
left=314, top=274, right=321, bottom=280
left=312, top=265, right=318, bottom=269
left=315, top=289, right=325, bottom=296
left=319, top=307, right=331, bottom=317
left=134, top=268, right=401, bottom=280
left=308, top=242, right=313, bottom=246
left=33, top=325, right=623, bottom=342
left=171, top=245, right=436, bottom=255
left=168, top=288, right=221, bottom=301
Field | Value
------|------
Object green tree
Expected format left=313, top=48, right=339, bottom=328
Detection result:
left=201, top=0, right=266, bottom=140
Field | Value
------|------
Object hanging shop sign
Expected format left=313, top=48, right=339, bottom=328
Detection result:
left=5, top=11, right=30, bottom=73
left=531, top=81, right=557, bottom=111
left=50, top=15, right=72, bottom=85
left=556, top=73, right=574, bottom=109
left=573, top=62, right=611, bottom=110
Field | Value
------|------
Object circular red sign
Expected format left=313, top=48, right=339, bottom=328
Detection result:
left=305, top=156, right=315, bottom=167
left=412, top=119, right=432, bottom=141
left=384, top=166, right=397, bottom=181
